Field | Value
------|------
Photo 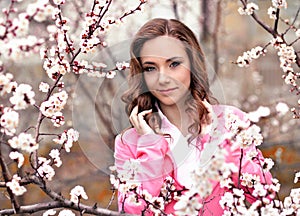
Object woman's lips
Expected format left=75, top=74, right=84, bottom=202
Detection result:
left=158, top=87, right=178, bottom=94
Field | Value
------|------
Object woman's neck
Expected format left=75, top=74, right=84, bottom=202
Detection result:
left=159, top=102, right=191, bottom=136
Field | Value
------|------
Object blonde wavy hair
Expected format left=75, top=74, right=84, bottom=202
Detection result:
left=122, top=18, right=217, bottom=142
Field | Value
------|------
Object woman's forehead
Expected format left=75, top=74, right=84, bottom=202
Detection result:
left=140, top=36, right=187, bottom=60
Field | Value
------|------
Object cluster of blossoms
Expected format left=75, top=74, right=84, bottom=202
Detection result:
left=9, top=84, right=35, bottom=110
left=53, top=128, right=79, bottom=152
left=238, top=2, right=259, bottom=15
left=79, top=0, right=110, bottom=54
left=0, top=0, right=53, bottom=61
left=40, top=90, right=68, bottom=119
left=110, top=163, right=182, bottom=215
left=272, top=0, right=288, bottom=9
left=236, top=46, right=265, bottom=67
left=37, top=157, right=56, bottom=181
left=8, top=132, right=38, bottom=153
left=0, top=0, right=149, bottom=214
left=49, top=149, right=62, bottom=167
left=270, top=37, right=298, bottom=87
left=110, top=110, right=300, bottom=215
left=41, top=40, right=71, bottom=81
left=6, top=174, right=27, bottom=196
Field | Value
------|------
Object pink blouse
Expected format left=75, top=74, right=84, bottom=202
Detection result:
left=114, top=105, right=272, bottom=215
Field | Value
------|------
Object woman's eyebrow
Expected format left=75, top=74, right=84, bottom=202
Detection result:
left=142, top=56, right=184, bottom=65
left=165, top=56, right=184, bottom=62
left=142, top=61, right=156, bottom=65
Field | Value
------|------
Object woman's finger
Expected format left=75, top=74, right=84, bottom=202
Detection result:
left=129, top=106, right=139, bottom=126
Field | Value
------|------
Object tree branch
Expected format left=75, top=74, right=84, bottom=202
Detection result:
left=0, top=201, right=135, bottom=215
left=0, top=137, right=20, bottom=212
left=240, top=0, right=276, bottom=37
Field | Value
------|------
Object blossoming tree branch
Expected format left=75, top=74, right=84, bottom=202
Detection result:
left=109, top=0, right=300, bottom=215
left=236, top=0, right=300, bottom=119
left=0, top=0, right=143, bottom=215
left=0, top=0, right=300, bottom=215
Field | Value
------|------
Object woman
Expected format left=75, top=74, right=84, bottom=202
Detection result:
left=113, top=18, right=272, bottom=215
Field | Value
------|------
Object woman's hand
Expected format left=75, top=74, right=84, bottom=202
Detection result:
left=129, top=106, right=154, bottom=135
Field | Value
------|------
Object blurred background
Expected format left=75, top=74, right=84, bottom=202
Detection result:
left=0, top=0, right=299, bottom=214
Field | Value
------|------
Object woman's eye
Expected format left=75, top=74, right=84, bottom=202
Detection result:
left=170, top=61, right=181, bottom=68
left=143, top=66, right=156, bottom=72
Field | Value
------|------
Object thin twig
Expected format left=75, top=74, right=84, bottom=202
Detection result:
left=273, top=8, right=280, bottom=34
left=237, top=148, right=244, bottom=188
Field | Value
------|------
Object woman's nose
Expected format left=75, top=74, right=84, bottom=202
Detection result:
left=158, top=68, right=170, bottom=84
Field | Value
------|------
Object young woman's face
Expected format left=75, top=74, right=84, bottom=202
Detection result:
left=140, top=36, right=191, bottom=107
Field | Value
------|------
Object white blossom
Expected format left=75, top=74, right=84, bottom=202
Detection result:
left=40, top=91, right=68, bottom=117
left=236, top=46, right=265, bottom=67
left=276, top=102, right=289, bottom=116
left=37, top=157, right=55, bottom=181
left=9, top=151, right=24, bottom=168
left=272, top=0, right=287, bottom=9
left=43, top=209, right=56, bottom=216
left=174, top=191, right=202, bottom=216
left=263, top=158, right=274, bottom=171
left=253, top=183, right=267, bottom=197
left=70, top=185, right=88, bottom=203
left=296, top=29, right=300, bottom=38
left=0, top=107, right=19, bottom=136
left=8, top=133, right=38, bottom=153
left=53, top=0, right=66, bottom=6
left=238, top=3, right=259, bottom=15
left=0, top=25, right=5, bottom=37
left=58, top=210, right=75, bottom=216
left=49, top=149, right=62, bottom=167
left=271, top=36, right=284, bottom=49
left=106, top=70, right=117, bottom=79
left=0, top=73, right=16, bottom=96
left=284, top=72, right=297, bottom=86
left=53, top=129, right=79, bottom=152
left=247, top=106, right=270, bottom=122
left=267, top=7, right=277, bottom=19
left=9, top=84, right=35, bottom=110
left=240, top=173, right=260, bottom=188
left=290, top=188, right=300, bottom=204
left=294, top=172, right=300, bottom=184
left=43, top=57, right=71, bottom=81
left=116, top=61, right=130, bottom=70
left=235, top=124, right=263, bottom=148
left=39, top=82, right=50, bottom=93
left=51, top=111, right=65, bottom=127
left=6, top=174, right=26, bottom=196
